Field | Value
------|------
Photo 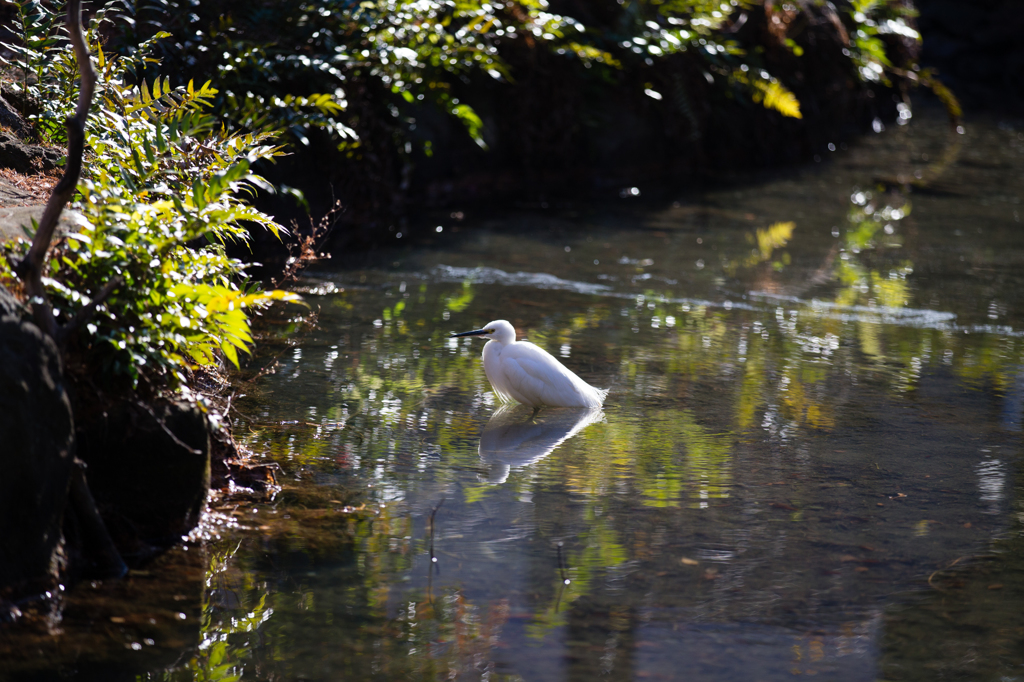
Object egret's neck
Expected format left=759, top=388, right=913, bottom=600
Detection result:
left=482, top=338, right=502, bottom=371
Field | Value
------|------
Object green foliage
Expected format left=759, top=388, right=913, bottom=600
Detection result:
left=847, top=0, right=919, bottom=85
left=731, top=68, right=803, bottom=119
left=116, top=0, right=593, bottom=149
left=112, top=0, right=836, bottom=156
left=0, top=1, right=301, bottom=388
left=0, top=0, right=78, bottom=142
left=74, top=0, right=924, bottom=216
left=112, top=0, right=924, bottom=182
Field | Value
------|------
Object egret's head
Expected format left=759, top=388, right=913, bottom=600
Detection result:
left=450, top=319, right=516, bottom=345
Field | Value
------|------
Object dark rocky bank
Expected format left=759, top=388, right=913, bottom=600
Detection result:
left=916, top=0, right=1024, bottom=113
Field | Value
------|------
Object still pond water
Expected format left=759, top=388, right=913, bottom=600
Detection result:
left=14, top=108, right=1024, bottom=681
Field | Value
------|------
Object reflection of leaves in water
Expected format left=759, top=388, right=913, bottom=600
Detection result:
left=382, top=299, right=405, bottom=321
left=194, top=532, right=513, bottom=681
left=226, top=212, right=1024, bottom=674
left=727, top=220, right=795, bottom=274
left=444, top=279, right=475, bottom=313
left=526, top=512, right=626, bottom=641
left=728, top=184, right=915, bottom=314
left=514, top=409, right=732, bottom=634
left=755, top=221, right=795, bottom=262
left=834, top=189, right=913, bottom=310
left=628, top=410, right=733, bottom=508
left=461, top=480, right=494, bottom=504
left=870, top=268, right=911, bottom=309
left=243, top=271, right=1024, bottom=515
left=182, top=547, right=274, bottom=682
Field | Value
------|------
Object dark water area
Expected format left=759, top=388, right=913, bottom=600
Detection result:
left=5, top=104, right=1024, bottom=681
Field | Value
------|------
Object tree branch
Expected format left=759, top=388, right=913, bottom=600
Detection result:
left=56, top=275, right=123, bottom=347
left=13, top=0, right=96, bottom=339
left=68, top=459, right=128, bottom=579
left=136, top=401, right=204, bottom=456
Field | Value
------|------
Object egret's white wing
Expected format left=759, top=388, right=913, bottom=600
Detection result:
left=501, top=352, right=551, bottom=405
left=502, top=342, right=593, bottom=407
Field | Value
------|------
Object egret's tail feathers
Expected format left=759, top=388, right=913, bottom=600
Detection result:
left=573, top=383, right=607, bottom=408
left=493, top=387, right=516, bottom=404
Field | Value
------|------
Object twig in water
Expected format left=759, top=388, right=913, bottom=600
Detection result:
left=426, top=497, right=445, bottom=602
left=554, top=541, right=570, bottom=612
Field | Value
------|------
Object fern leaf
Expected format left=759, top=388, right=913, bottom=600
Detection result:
left=760, top=81, right=802, bottom=119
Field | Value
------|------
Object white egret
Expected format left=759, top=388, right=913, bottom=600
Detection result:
left=450, top=320, right=608, bottom=408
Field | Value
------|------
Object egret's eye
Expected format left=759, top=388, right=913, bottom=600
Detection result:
left=486, top=329, right=494, bottom=333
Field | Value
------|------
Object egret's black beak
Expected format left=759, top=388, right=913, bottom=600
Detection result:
left=451, top=328, right=489, bottom=338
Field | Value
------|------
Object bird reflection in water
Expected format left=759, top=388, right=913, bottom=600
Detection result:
left=477, top=404, right=604, bottom=483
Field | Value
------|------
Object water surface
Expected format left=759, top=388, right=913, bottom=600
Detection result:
left=192, top=107, right=1024, bottom=682
left=12, top=107, right=1024, bottom=681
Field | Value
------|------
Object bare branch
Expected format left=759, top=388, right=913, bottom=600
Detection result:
left=56, top=275, right=123, bottom=347
left=68, top=459, right=128, bottom=579
left=272, top=200, right=340, bottom=288
left=136, top=402, right=204, bottom=456
left=14, top=0, right=97, bottom=339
